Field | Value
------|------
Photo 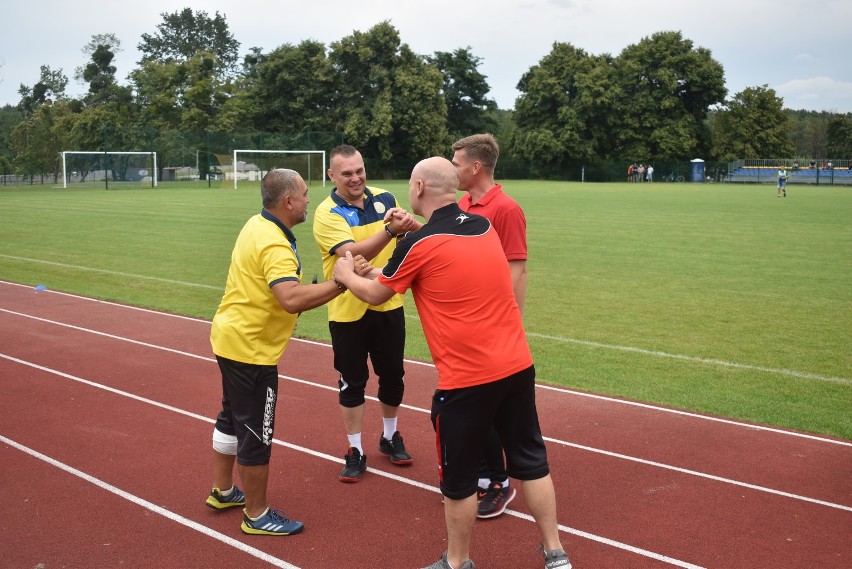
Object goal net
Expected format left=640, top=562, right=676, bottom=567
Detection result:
left=60, top=151, right=158, bottom=189
left=231, top=150, right=326, bottom=190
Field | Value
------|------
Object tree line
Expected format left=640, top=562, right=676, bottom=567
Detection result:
left=1, top=9, right=850, bottom=182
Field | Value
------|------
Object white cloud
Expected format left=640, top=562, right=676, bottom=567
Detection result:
left=775, top=76, right=852, bottom=113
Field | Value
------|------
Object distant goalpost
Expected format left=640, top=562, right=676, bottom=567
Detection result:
left=232, top=150, right=326, bottom=190
left=60, top=151, right=158, bottom=188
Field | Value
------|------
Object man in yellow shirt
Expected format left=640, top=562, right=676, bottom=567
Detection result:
left=207, top=168, right=351, bottom=535
left=313, top=145, right=419, bottom=482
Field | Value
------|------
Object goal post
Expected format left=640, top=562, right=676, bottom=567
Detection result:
left=60, top=151, right=158, bottom=188
left=232, top=150, right=326, bottom=190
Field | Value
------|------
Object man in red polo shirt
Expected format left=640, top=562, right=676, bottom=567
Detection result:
left=453, top=133, right=526, bottom=519
left=333, top=157, right=571, bottom=569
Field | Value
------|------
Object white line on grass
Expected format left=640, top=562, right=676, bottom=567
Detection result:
left=2, top=275, right=845, bottom=384
left=0, top=254, right=222, bottom=290
left=0, top=353, right=706, bottom=569
left=527, top=331, right=852, bottom=386
left=0, top=434, right=300, bottom=569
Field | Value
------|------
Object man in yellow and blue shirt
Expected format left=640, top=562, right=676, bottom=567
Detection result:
left=313, top=145, right=419, bottom=482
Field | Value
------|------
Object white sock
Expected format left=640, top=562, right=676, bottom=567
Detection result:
left=382, top=417, right=398, bottom=440
left=220, top=485, right=234, bottom=496
left=347, top=433, right=362, bottom=453
left=478, top=478, right=490, bottom=489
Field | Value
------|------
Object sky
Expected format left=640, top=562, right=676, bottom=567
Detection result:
left=1, top=0, right=851, bottom=113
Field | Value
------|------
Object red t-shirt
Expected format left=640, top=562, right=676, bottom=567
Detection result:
left=458, top=184, right=527, bottom=261
left=378, top=203, right=532, bottom=390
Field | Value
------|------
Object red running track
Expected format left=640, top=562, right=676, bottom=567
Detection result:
left=0, top=279, right=849, bottom=568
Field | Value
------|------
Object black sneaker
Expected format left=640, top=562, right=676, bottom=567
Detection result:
left=378, top=431, right=413, bottom=465
left=476, top=482, right=516, bottom=519
left=339, top=447, right=367, bottom=482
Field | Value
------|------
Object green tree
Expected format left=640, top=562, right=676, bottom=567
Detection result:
left=10, top=100, right=74, bottom=181
left=248, top=40, right=337, bottom=134
left=510, top=43, right=617, bottom=170
left=614, top=31, right=726, bottom=160
left=0, top=104, right=20, bottom=176
left=392, top=46, right=449, bottom=161
left=138, top=8, right=239, bottom=75
left=78, top=39, right=133, bottom=109
left=328, top=22, right=447, bottom=162
left=18, top=65, right=69, bottom=117
left=710, top=85, right=794, bottom=161
left=131, top=51, right=229, bottom=133
left=427, top=47, right=497, bottom=137
left=825, top=114, right=852, bottom=159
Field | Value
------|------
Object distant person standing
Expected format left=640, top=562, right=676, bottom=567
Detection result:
left=208, top=169, right=346, bottom=536
left=777, top=166, right=788, bottom=198
left=646, top=164, right=654, bottom=182
left=452, top=133, right=526, bottom=519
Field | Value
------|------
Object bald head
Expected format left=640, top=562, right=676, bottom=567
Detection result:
left=408, top=157, right=459, bottom=220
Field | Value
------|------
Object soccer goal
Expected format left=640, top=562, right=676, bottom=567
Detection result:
left=232, top=150, right=326, bottom=190
left=60, top=151, right=158, bottom=189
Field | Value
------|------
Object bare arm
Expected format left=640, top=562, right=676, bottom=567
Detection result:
left=508, top=259, right=527, bottom=317
left=271, top=279, right=343, bottom=314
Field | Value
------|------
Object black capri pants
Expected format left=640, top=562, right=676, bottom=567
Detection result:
left=329, top=307, right=406, bottom=408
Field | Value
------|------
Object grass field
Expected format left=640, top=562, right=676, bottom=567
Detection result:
left=1, top=180, right=850, bottom=439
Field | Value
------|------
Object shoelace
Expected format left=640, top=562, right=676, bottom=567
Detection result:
left=391, top=432, right=407, bottom=451
left=267, top=509, right=292, bottom=524
left=345, top=449, right=362, bottom=467
left=482, top=484, right=505, bottom=504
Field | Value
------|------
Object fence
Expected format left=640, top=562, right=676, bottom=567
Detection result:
left=727, top=158, right=852, bottom=186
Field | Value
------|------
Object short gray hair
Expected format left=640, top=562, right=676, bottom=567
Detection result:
left=261, top=169, right=300, bottom=209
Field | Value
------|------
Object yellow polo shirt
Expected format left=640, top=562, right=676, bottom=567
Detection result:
left=313, top=186, right=404, bottom=322
left=211, top=210, right=302, bottom=365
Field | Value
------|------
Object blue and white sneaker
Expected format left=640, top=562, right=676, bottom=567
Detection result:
left=241, top=508, right=304, bottom=536
left=205, top=485, right=245, bottom=510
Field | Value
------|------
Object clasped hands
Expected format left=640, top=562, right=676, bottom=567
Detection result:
left=335, top=207, right=420, bottom=282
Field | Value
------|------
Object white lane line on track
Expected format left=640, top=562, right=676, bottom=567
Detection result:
left=3, top=308, right=852, bottom=512
left=0, top=434, right=300, bottom=569
left=0, top=353, right=705, bottom=569
left=5, top=336, right=850, bottom=517
left=1, top=329, right=850, bottom=514
left=1, top=302, right=849, bottom=449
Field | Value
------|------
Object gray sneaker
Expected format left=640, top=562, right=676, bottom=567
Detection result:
left=420, top=551, right=475, bottom=569
left=540, top=544, right=572, bottom=569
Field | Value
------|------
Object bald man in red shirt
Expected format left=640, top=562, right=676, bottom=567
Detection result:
left=333, top=157, right=571, bottom=569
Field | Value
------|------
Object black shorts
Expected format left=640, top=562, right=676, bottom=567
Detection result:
left=214, top=356, right=278, bottom=466
left=431, top=365, right=550, bottom=500
left=329, top=307, right=406, bottom=408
